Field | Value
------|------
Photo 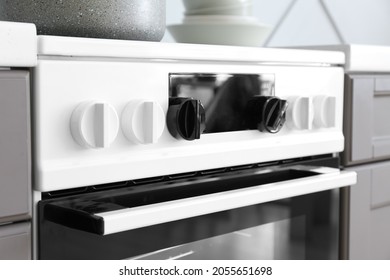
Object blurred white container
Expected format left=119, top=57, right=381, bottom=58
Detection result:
left=168, top=0, right=271, bottom=47
left=184, top=0, right=252, bottom=16
left=183, top=0, right=251, bottom=11
left=168, top=15, right=272, bottom=47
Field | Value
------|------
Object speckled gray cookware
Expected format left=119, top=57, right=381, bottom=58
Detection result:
left=0, top=0, right=166, bottom=41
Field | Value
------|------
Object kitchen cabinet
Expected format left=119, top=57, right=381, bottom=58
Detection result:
left=344, top=75, right=390, bottom=165
left=0, top=70, right=32, bottom=259
left=344, top=73, right=390, bottom=259
left=0, top=222, right=31, bottom=260
left=348, top=162, right=390, bottom=259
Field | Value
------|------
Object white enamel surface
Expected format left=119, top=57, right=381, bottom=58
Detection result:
left=96, top=169, right=357, bottom=235
left=33, top=53, right=345, bottom=191
left=37, top=35, right=345, bottom=66
left=0, top=21, right=37, bottom=67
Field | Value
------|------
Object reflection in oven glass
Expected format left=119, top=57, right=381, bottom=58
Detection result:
left=170, top=74, right=274, bottom=133
left=132, top=216, right=305, bottom=260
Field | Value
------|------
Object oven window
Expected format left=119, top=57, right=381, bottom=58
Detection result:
left=132, top=216, right=305, bottom=260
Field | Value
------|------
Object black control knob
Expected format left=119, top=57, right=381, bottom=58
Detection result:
left=246, top=96, right=288, bottom=133
left=167, top=97, right=206, bottom=140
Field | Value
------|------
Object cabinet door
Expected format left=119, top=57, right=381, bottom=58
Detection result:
left=0, top=222, right=31, bottom=260
left=0, top=71, right=31, bottom=223
left=349, top=162, right=390, bottom=259
left=344, top=75, right=390, bottom=165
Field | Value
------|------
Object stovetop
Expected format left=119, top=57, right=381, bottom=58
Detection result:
left=37, top=35, right=345, bottom=66
left=0, top=21, right=345, bottom=68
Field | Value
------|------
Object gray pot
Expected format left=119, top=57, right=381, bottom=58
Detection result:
left=0, top=0, right=166, bottom=41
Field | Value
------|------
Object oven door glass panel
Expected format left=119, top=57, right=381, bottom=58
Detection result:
left=132, top=217, right=305, bottom=260
left=38, top=189, right=340, bottom=260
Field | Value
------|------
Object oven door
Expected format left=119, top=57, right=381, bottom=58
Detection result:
left=38, top=161, right=356, bottom=260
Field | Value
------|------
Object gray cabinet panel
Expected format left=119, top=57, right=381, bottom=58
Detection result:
left=372, top=89, right=390, bottom=158
left=0, top=222, right=31, bottom=260
left=349, top=162, right=390, bottom=259
left=344, top=75, right=390, bottom=165
left=370, top=206, right=390, bottom=259
left=372, top=165, right=390, bottom=208
left=375, top=77, right=390, bottom=91
left=0, top=70, right=31, bottom=223
left=349, top=167, right=371, bottom=259
left=350, top=77, right=373, bottom=162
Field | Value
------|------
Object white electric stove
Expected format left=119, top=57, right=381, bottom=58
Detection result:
left=0, top=21, right=356, bottom=260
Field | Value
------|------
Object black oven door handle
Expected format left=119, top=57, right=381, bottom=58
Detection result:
left=42, top=167, right=356, bottom=235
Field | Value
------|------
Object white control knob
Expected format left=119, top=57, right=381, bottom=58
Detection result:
left=121, top=100, right=165, bottom=145
left=314, top=96, right=336, bottom=128
left=288, top=97, right=314, bottom=130
left=70, top=101, right=119, bottom=149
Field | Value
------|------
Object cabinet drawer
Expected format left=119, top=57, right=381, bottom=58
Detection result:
left=349, top=161, right=390, bottom=259
left=372, top=164, right=390, bottom=208
left=0, top=71, right=31, bottom=222
left=344, top=75, right=390, bottom=165
left=0, top=222, right=31, bottom=260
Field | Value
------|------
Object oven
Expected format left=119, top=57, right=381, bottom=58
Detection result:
left=38, top=156, right=354, bottom=260
left=29, top=35, right=355, bottom=260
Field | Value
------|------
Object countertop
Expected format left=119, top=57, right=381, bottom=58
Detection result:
left=0, top=21, right=37, bottom=67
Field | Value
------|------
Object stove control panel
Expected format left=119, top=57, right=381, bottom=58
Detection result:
left=69, top=77, right=337, bottom=147
left=69, top=95, right=336, bottom=147
left=70, top=101, right=119, bottom=149
left=35, top=57, right=345, bottom=191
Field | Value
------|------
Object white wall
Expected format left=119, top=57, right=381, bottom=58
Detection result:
left=163, top=0, right=390, bottom=46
